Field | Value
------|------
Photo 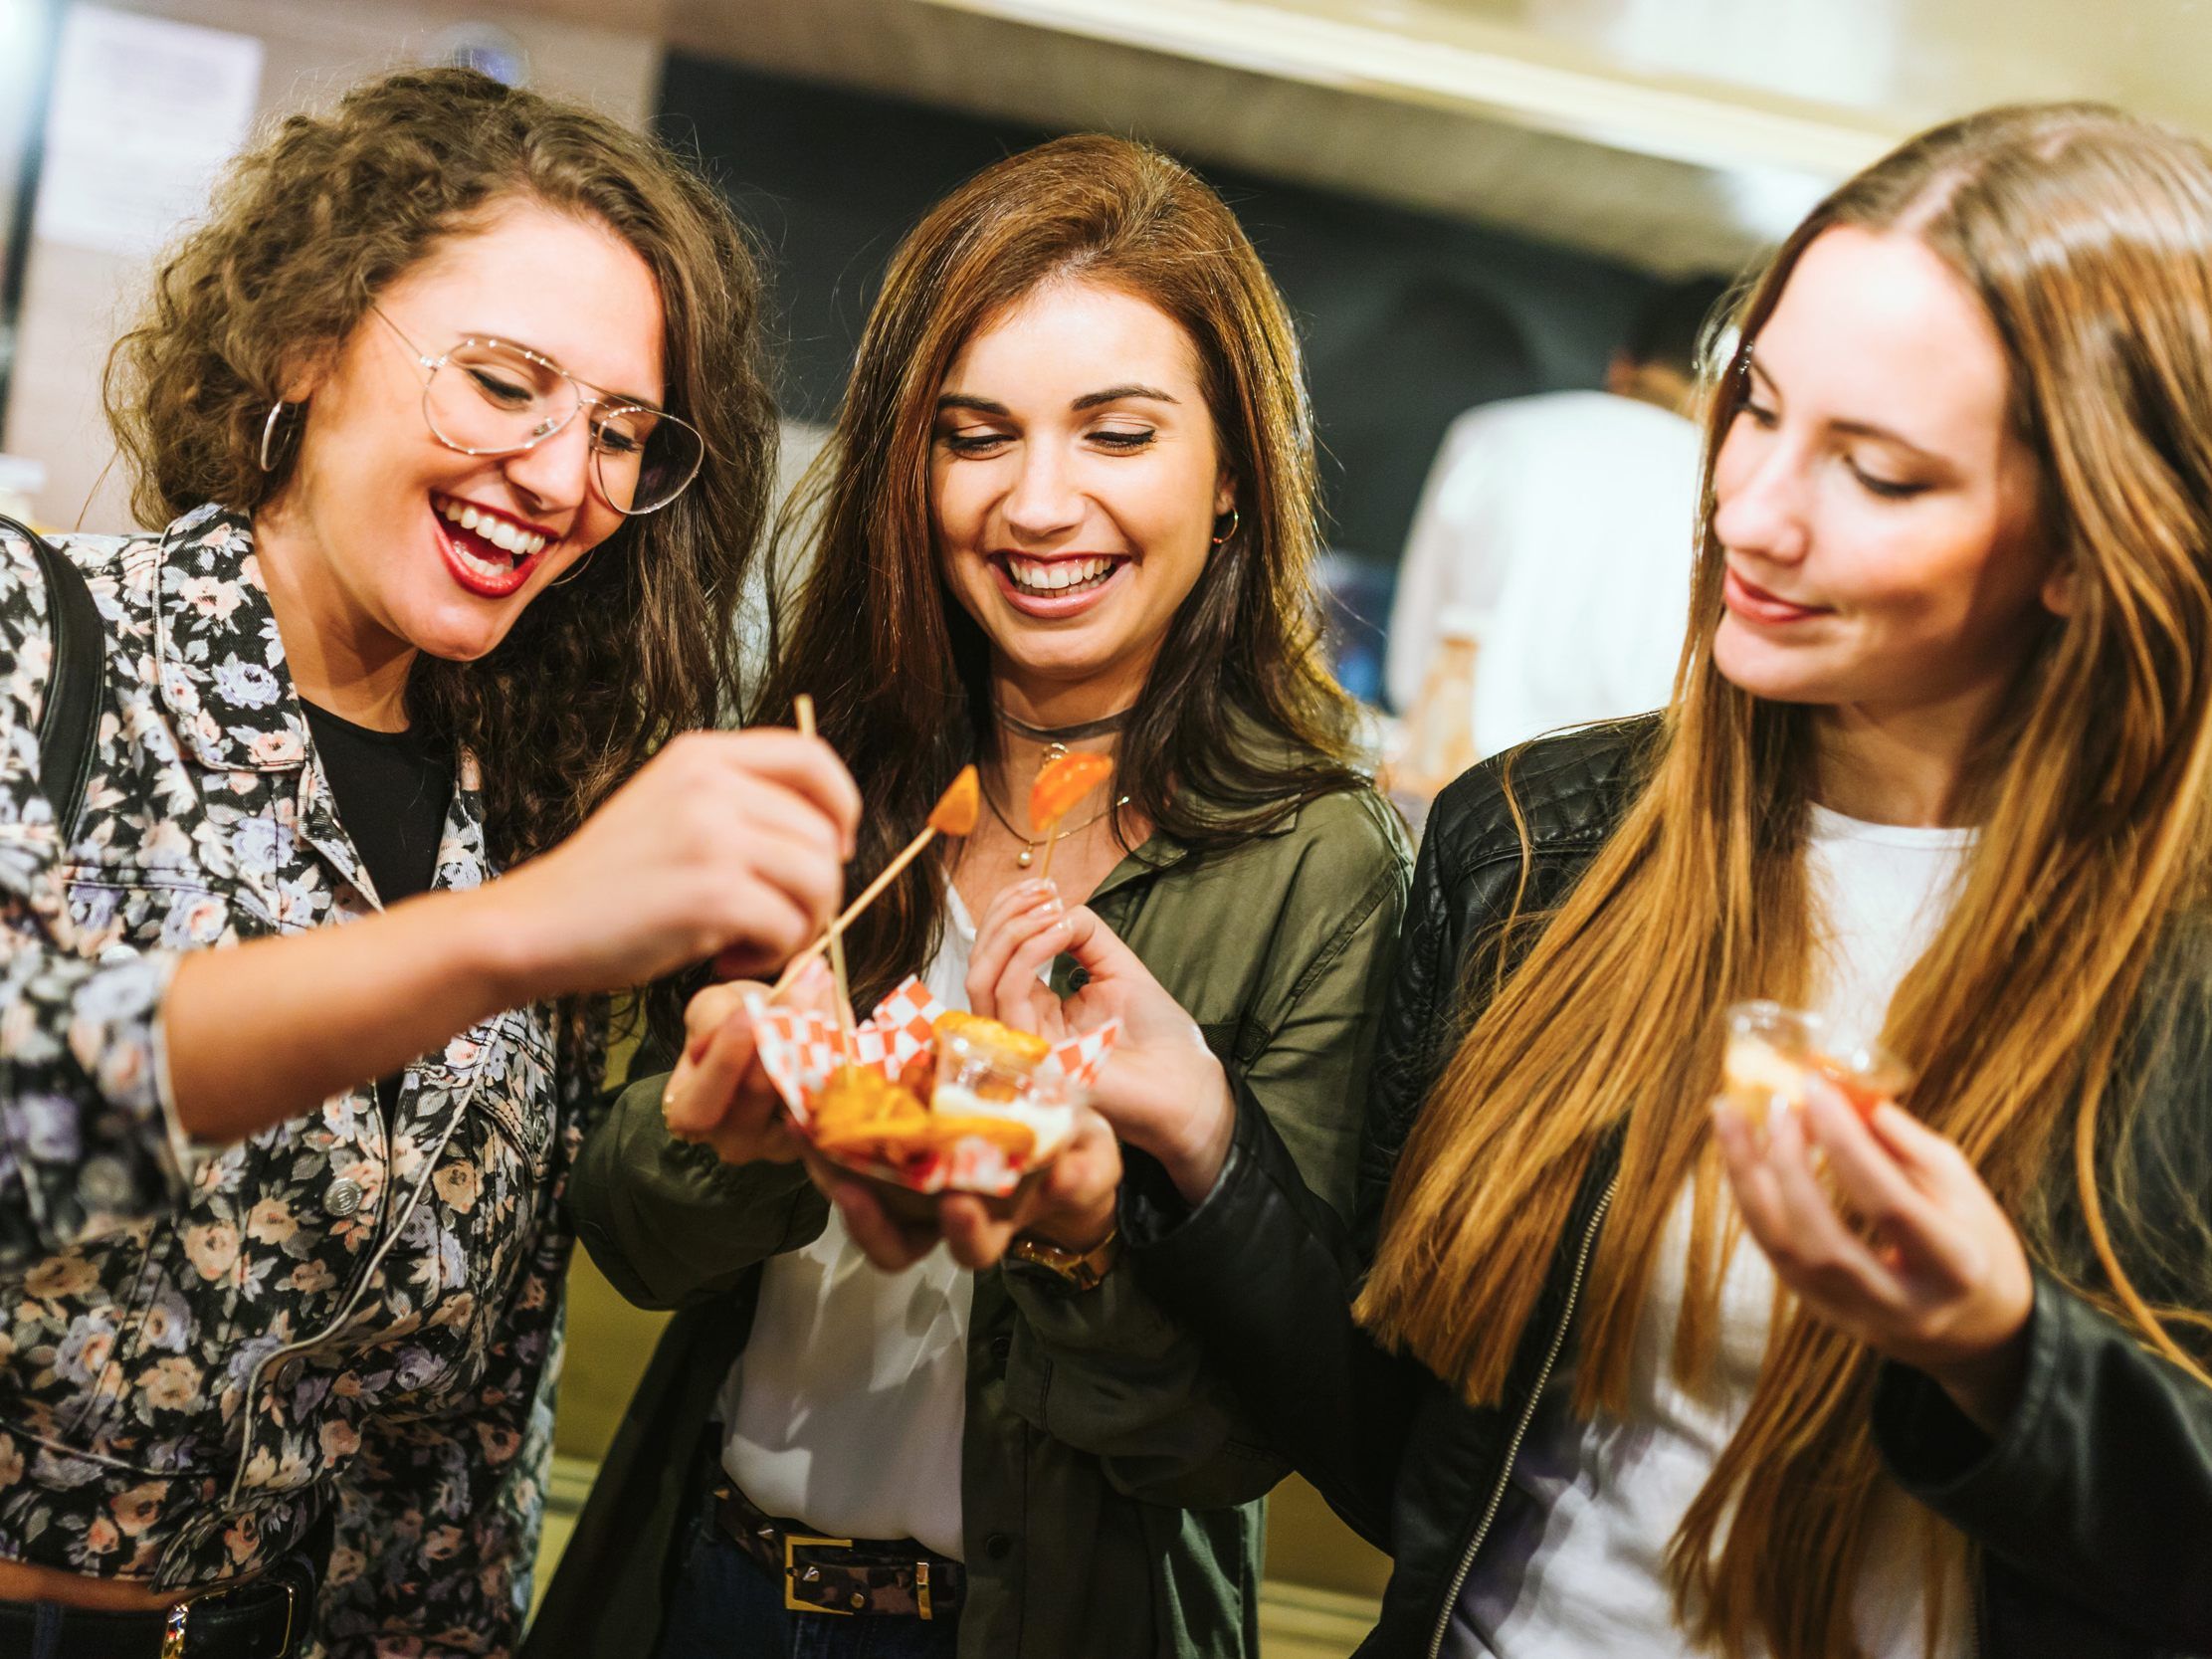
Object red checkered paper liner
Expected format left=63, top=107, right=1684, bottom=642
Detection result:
left=743, top=975, right=1118, bottom=1196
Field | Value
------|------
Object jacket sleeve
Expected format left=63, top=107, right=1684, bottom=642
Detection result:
left=1117, top=751, right=1620, bottom=1547
left=1008, top=800, right=1415, bottom=1531
left=567, top=1064, right=829, bottom=1312
left=1002, top=816, right=1409, bottom=1509
left=1872, top=1266, right=2212, bottom=1649
left=0, top=525, right=196, bottom=1271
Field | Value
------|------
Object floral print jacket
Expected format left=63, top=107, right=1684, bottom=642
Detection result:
left=0, top=506, right=600, bottom=1656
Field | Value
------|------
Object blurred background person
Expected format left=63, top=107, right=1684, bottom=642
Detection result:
left=1384, top=274, right=1733, bottom=806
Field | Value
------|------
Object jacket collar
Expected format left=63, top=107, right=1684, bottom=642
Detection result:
left=153, top=505, right=314, bottom=775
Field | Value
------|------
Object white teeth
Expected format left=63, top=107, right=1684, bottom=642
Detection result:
left=1008, top=555, right=1113, bottom=595
left=436, top=498, right=547, bottom=565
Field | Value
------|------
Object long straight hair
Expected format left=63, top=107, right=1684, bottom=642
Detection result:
left=1359, top=103, right=2212, bottom=1658
left=756, top=134, right=1360, bottom=1007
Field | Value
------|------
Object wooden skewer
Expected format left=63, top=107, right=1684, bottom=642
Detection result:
left=792, top=697, right=857, bottom=1046
left=768, top=764, right=982, bottom=1001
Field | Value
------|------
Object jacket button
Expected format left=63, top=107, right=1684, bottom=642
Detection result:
left=989, top=1335, right=1011, bottom=1364
left=984, top=1533, right=1013, bottom=1560
left=322, top=1178, right=363, bottom=1217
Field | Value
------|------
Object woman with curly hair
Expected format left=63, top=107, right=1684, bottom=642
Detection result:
left=0, top=67, right=856, bottom=1658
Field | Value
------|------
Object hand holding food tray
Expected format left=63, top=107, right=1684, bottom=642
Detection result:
left=746, top=975, right=1119, bottom=1218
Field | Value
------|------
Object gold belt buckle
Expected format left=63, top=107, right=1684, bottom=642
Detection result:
left=784, top=1531, right=857, bottom=1615
left=916, top=1558, right=932, bottom=1621
left=159, top=1574, right=298, bottom=1658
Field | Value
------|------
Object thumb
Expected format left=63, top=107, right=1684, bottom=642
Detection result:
left=1056, top=906, right=1143, bottom=982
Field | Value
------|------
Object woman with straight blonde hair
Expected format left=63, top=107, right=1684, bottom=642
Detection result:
left=968, top=102, right=2212, bottom=1658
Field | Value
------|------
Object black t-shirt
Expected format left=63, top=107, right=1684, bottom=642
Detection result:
left=301, top=701, right=453, bottom=1125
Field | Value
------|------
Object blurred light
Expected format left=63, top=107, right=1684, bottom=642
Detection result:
left=1721, top=160, right=1834, bottom=244
left=1534, top=0, right=1906, bottom=112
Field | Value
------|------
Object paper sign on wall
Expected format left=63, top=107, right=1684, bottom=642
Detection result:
left=34, top=5, right=265, bottom=260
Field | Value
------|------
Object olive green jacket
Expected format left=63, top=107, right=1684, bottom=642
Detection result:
left=524, top=786, right=1410, bottom=1659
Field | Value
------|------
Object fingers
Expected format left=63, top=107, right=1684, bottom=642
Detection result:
left=965, top=881, right=1064, bottom=1019
left=1720, top=1099, right=1898, bottom=1316
left=821, top=1172, right=941, bottom=1272
left=683, top=981, right=754, bottom=1057
left=938, top=1197, right=1020, bottom=1271
left=1799, top=1082, right=1953, bottom=1272
left=697, top=729, right=862, bottom=855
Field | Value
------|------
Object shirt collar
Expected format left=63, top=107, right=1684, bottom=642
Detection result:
left=154, top=505, right=313, bottom=774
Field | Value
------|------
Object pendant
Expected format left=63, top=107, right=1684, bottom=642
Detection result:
left=1016, top=846, right=1034, bottom=869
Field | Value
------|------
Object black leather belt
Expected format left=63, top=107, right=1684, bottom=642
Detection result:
left=0, top=1548, right=315, bottom=1658
left=711, top=1479, right=965, bottom=1621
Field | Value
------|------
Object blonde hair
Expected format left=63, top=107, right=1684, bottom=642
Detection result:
left=1359, top=102, right=2212, bottom=1659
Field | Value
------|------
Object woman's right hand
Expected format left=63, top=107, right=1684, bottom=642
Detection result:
left=659, top=964, right=840, bottom=1166
left=967, top=881, right=1236, bottom=1204
left=483, top=729, right=860, bottom=1001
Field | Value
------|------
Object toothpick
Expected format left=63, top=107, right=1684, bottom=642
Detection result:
left=768, top=765, right=981, bottom=1001
left=792, top=696, right=856, bottom=1047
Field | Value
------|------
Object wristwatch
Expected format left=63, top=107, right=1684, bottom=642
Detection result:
left=1007, top=1227, right=1121, bottom=1293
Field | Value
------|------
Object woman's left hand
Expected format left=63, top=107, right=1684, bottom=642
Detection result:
left=1713, top=1082, right=2036, bottom=1436
left=810, top=1108, right=1123, bottom=1273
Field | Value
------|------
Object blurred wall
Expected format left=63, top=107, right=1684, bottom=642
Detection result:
left=0, top=0, right=660, bottom=533
left=661, top=53, right=1666, bottom=572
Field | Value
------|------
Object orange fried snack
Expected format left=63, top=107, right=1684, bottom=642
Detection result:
left=811, top=1065, right=930, bottom=1160
left=1029, top=752, right=1114, bottom=829
left=929, top=765, right=982, bottom=836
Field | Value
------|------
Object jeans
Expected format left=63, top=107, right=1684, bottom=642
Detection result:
left=653, top=1497, right=962, bottom=1659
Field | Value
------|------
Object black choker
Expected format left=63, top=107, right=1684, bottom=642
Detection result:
left=995, top=706, right=1132, bottom=743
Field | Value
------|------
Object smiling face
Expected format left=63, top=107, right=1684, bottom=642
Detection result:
left=930, top=277, right=1235, bottom=715
left=266, top=198, right=666, bottom=670
left=1710, top=226, right=2062, bottom=727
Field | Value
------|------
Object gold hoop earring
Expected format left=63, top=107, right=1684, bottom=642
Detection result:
left=548, top=548, right=599, bottom=587
left=258, top=401, right=300, bottom=473
left=1210, top=505, right=1241, bottom=547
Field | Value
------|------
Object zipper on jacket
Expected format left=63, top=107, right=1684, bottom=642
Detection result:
left=1426, top=1175, right=1618, bottom=1659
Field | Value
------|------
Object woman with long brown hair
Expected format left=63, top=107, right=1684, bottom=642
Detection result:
left=972, top=103, right=2212, bottom=1658
left=0, top=69, right=855, bottom=1658
left=539, top=133, right=1409, bottom=1658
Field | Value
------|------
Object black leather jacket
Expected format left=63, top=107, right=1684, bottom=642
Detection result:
left=1124, top=718, right=2212, bottom=1658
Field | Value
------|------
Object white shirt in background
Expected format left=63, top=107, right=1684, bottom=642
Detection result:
left=1387, top=390, right=1702, bottom=759
left=717, top=888, right=985, bottom=1559
left=1452, top=807, right=1976, bottom=1658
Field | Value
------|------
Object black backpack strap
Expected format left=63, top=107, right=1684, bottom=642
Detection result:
left=3, top=515, right=104, bottom=841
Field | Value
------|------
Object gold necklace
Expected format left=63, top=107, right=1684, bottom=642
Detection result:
left=981, top=744, right=1130, bottom=869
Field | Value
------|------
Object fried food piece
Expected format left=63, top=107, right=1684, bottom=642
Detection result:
left=812, top=1065, right=929, bottom=1158
left=1029, top=752, right=1113, bottom=828
left=929, top=765, right=981, bottom=836
left=933, top=1011, right=1050, bottom=1069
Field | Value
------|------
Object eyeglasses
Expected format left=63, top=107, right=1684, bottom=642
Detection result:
left=371, top=306, right=704, bottom=517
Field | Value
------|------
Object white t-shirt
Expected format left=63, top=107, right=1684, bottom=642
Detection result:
left=1386, top=390, right=1702, bottom=758
left=1450, top=806, right=1976, bottom=1658
left=717, top=889, right=984, bottom=1559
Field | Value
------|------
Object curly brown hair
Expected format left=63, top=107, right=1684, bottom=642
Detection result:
left=104, top=67, right=773, bottom=898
